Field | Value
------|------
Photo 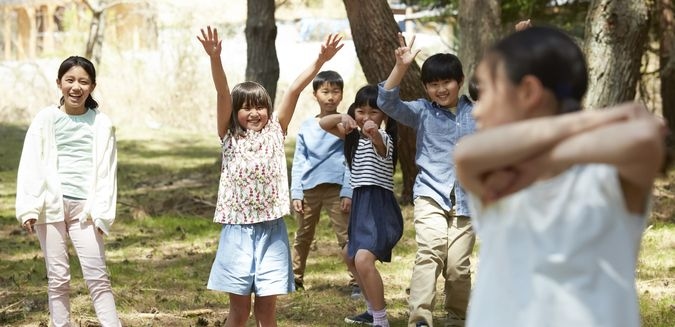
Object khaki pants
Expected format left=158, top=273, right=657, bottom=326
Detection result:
left=291, top=183, right=352, bottom=285
left=408, top=197, right=475, bottom=327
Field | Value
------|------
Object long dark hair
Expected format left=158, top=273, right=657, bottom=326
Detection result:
left=344, top=84, right=398, bottom=170
left=57, top=56, right=98, bottom=109
left=483, top=26, right=588, bottom=114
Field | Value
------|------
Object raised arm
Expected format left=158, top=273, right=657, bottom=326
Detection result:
left=319, top=113, right=357, bottom=139
left=362, top=121, right=387, bottom=157
left=544, top=106, right=665, bottom=212
left=197, top=26, right=231, bottom=139
left=454, top=103, right=642, bottom=201
left=383, top=32, right=421, bottom=90
left=276, top=34, right=344, bottom=133
left=456, top=104, right=667, bottom=209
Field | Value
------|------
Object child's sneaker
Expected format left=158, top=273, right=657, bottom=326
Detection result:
left=344, top=311, right=373, bottom=325
left=294, top=280, right=304, bottom=291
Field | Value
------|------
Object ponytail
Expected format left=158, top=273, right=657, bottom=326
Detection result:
left=344, top=103, right=359, bottom=169
left=385, top=119, right=398, bottom=171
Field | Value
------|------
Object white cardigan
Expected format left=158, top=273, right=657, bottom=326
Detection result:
left=16, top=106, right=118, bottom=234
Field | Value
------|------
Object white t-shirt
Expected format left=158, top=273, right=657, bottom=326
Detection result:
left=467, top=164, right=646, bottom=327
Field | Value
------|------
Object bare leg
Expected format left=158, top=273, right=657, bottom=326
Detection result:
left=354, top=250, right=385, bottom=310
left=225, top=293, right=251, bottom=327
left=343, top=245, right=368, bottom=301
left=253, top=295, right=277, bottom=327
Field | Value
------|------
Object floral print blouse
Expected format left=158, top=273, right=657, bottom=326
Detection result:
left=213, top=115, right=290, bottom=224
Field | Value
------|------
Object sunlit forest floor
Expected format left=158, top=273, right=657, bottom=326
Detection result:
left=1, top=125, right=673, bottom=327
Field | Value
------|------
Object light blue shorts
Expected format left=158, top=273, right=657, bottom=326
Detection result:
left=207, top=218, right=294, bottom=296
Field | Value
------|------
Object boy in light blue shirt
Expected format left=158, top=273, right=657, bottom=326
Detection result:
left=377, top=34, right=476, bottom=327
left=290, top=70, right=358, bottom=296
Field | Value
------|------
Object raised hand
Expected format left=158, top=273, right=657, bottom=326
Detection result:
left=514, top=19, right=532, bottom=31
left=318, top=33, right=344, bottom=63
left=338, top=114, right=359, bottom=135
left=483, top=152, right=549, bottom=203
left=481, top=168, right=517, bottom=203
left=197, top=26, right=221, bottom=57
left=394, top=32, right=421, bottom=66
left=362, top=120, right=380, bottom=140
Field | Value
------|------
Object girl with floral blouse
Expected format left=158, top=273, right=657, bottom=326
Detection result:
left=196, top=26, right=343, bottom=326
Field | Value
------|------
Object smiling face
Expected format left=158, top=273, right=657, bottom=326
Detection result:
left=237, top=102, right=270, bottom=132
left=57, top=65, right=95, bottom=114
left=424, top=78, right=462, bottom=108
left=354, top=104, right=386, bottom=130
left=230, top=82, right=273, bottom=134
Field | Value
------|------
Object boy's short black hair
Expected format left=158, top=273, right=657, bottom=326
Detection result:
left=421, top=53, right=464, bottom=85
left=313, top=70, right=344, bottom=91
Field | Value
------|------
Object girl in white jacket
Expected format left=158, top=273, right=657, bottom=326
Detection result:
left=16, top=56, right=121, bottom=327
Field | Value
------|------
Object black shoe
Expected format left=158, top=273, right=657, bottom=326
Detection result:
left=344, top=311, right=373, bottom=325
left=294, top=280, right=304, bottom=291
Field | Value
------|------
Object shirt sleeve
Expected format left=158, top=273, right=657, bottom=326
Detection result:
left=377, top=82, right=421, bottom=127
left=15, top=115, right=48, bottom=224
left=369, top=130, right=393, bottom=161
left=290, top=129, right=307, bottom=200
left=339, top=162, right=352, bottom=198
left=91, top=122, right=117, bottom=235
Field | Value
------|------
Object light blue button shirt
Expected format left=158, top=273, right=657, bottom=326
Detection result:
left=377, top=82, right=476, bottom=215
left=290, top=117, right=352, bottom=200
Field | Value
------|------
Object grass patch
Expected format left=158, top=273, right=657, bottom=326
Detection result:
left=1, top=122, right=674, bottom=326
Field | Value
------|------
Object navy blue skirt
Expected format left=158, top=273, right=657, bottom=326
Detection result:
left=347, top=185, right=403, bottom=262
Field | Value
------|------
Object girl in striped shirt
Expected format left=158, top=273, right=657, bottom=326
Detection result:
left=320, top=84, right=403, bottom=327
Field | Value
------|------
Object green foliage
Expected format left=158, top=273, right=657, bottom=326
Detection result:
left=502, top=0, right=590, bottom=37
left=393, top=0, right=590, bottom=37
left=502, top=0, right=545, bottom=20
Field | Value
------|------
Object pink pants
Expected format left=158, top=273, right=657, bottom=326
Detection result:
left=36, top=199, right=121, bottom=327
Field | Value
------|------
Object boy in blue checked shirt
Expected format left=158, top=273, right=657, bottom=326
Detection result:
left=378, top=33, right=476, bottom=327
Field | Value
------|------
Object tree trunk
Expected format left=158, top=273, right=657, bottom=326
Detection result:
left=245, top=0, right=279, bottom=105
left=458, top=0, right=501, bottom=85
left=657, top=0, right=674, bottom=148
left=84, top=3, right=104, bottom=64
left=583, top=0, right=649, bottom=109
left=343, top=0, right=425, bottom=204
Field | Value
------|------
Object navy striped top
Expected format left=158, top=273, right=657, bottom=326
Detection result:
left=349, top=130, right=394, bottom=191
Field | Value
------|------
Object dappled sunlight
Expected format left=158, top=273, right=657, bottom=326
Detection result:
left=2, top=120, right=674, bottom=326
left=637, top=225, right=675, bottom=300
left=0, top=245, right=42, bottom=262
